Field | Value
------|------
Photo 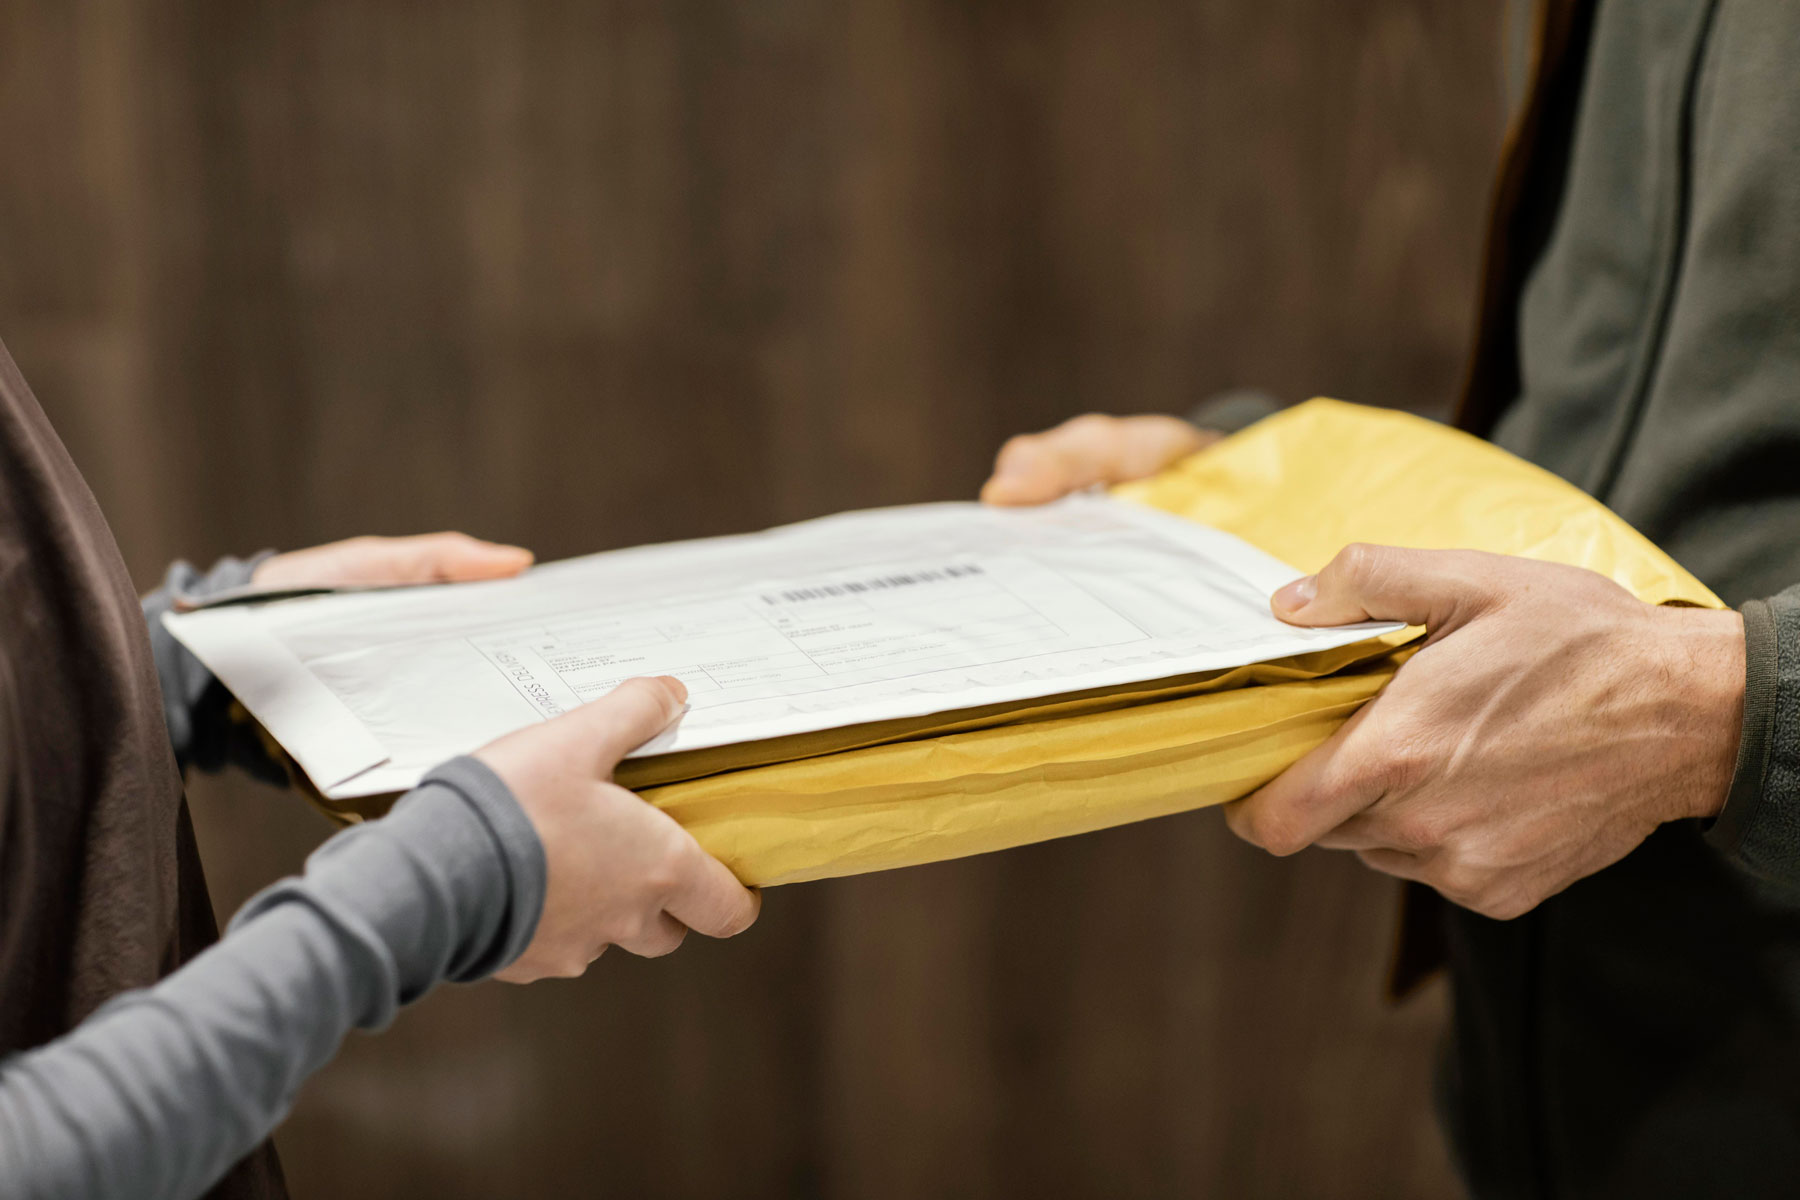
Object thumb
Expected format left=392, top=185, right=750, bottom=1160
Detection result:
left=664, top=844, right=762, bottom=940
left=552, top=675, right=690, bottom=776
left=1270, top=544, right=1500, bottom=631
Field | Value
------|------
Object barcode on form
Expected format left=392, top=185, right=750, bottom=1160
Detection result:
left=761, top=564, right=986, bottom=605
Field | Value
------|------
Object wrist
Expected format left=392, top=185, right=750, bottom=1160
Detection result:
left=1657, top=605, right=1746, bottom=822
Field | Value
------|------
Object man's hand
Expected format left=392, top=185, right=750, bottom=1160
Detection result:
left=980, top=414, right=1219, bottom=505
left=477, top=675, right=760, bottom=982
left=253, top=532, right=534, bottom=589
left=1225, top=546, right=1746, bottom=920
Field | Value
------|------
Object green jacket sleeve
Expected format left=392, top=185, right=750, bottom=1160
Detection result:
left=1706, top=586, right=1800, bottom=885
left=1187, top=389, right=1282, bottom=436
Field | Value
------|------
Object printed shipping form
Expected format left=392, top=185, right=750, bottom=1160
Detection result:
left=163, top=495, right=1399, bottom=800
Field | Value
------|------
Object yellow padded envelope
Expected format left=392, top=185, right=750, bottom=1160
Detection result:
left=610, top=398, right=1719, bottom=886
left=286, top=399, right=1718, bottom=884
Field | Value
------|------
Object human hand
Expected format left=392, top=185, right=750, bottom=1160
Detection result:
left=477, top=675, right=760, bottom=982
left=1224, top=546, right=1746, bottom=920
left=979, top=413, right=1220, bottom=505
left=252, top=532, right=534, bottom=589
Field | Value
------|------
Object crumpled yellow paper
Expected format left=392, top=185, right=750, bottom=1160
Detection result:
left=616, top=398, right=1719, bottom=886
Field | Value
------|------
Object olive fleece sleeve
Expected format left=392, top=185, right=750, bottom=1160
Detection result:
left=1707, top=585, right=1800, bottom=887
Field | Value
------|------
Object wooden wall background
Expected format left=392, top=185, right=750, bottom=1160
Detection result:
left=0, top=2, right=1504, bottom=1196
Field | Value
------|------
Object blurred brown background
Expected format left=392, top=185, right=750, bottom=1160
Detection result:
left=0, top=1, right=1503, bottom=1196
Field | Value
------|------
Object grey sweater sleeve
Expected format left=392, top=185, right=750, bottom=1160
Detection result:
left=142, top=554, right=289, bottom=782
left=0, top=756, right=545, bottom=1200
left=1706, top=586, right=1800, bottom=886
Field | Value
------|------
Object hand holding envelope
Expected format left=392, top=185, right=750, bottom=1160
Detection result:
left=478, top=675, right=761, bottom=981
left=1004, top=401, right=1740, bottom=922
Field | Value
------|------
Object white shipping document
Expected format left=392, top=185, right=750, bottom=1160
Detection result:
left=163, top=495, right=1400, bottom=800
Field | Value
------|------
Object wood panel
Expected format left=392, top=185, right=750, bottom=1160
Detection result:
left=0, top=1, right=1502, bottom=1195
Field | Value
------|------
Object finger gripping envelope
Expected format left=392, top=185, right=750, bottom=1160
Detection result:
left=252, top=399, right=1720, bottom=887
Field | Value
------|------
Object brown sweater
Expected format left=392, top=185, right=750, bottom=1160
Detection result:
left=0, top=337, right=285, bottom=1198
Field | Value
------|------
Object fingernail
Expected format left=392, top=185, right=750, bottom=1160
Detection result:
left=1272, top=574, right=1317, bottom=613
left=656, top=674, right=690, bottom=703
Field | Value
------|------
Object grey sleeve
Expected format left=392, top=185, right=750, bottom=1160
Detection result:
left=0, top=756, right=545, bottom=1200
left=142, top=554, right=289, bottom=782
left=1706, top=586, right=1800, bottom=886
left=1187, top=389, right=1283, bottom=436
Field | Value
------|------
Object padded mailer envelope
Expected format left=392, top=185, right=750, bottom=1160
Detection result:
left=294, top=399, right=1719, bottom=886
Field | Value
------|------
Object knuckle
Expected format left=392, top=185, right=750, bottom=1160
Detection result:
left=1063, top=412, right=1115, bottom=436
left=615, top=912, right=651, bottom=944
left=648, top=833, right=697, bottom=890
left=643, top=857, right=685, bottom=897
left=1473, top=883, right=1533, bottom=922
left=639, top=924, right=687, bottom=958
left=1386, top=808, right=1448, bottom=854
left=995, top=435, right=1042, bottom=470
left=1363, top=709, right=1437, bottom=793
left=1333, top=542, right=1386, bottom=590
left=402, top=543, right=438, bottom=574
left=1439, top=857, right=1477, bottom=895
left=1377, top=739, right=1433, bottom=796
left=1431, top=857, right=1486, bottom=911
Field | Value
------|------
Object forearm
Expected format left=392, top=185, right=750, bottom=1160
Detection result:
left=1707, top=585, right=1800, bottom=885
left=142, top=554, right=285, bottom=779
left=0, top=757, right=543, bottom=1200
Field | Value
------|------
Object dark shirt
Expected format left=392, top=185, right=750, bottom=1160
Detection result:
left=1455, top=2, right=1800, bottom=1196
left=1200, top=4, right=1800, bottom=1194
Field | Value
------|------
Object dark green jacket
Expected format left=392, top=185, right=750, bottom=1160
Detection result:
left=1450, top=2, right=1800, bottom=1197
left=1209, top=2, right=1800, bottom=1195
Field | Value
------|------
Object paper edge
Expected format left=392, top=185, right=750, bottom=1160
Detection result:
left=162, top=608, right=391, bottom=790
